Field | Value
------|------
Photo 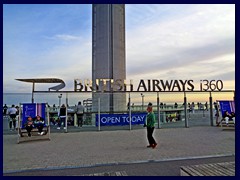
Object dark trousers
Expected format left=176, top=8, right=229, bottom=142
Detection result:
left=77, top=114, right=83, bottom=127
left=36, top=124, right=44, bottom=133
left=58, top=117, right=66, bottom=127
left=147, top=127, right=156, bottom=145
left=9, top=120, right=16, bottom=129
left=9, top=114, right=17, bottom=129
left=26, top=125, right=33, bottom=135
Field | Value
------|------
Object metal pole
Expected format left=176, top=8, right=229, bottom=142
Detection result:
left=66, top=93, right=68, bottom=107
left=65, top=94, right=68, bottom=133
left=141, top=93, right=144, bottom=111
left=203, top=105, right=205, bottom=117
left=143, top=95, right=144, bottom=111
left=47, top=103, right=51, bottom=139
left=129, top=92, right=131, bottom=130
left=98, top=98, right=100, bottom=131
left=59, top=95, right=62, bottom=108
left=184, top=92, right=189, bottom=128
left=18, top=103, right=21, bottom=141
left=209, top=92, right=213, bottom=126
left=47, top=103, right=50, bottom=125
left=58, top=94, right=62, bottom=110
left=157, top=92, right=161, bottom=129
left=32, top=83, right=35, bottom=103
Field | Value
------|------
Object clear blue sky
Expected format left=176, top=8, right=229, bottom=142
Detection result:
left=3, top=4, right=235, bottom=93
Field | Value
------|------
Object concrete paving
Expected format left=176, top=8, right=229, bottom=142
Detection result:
left=3, top=125, right=235, bottom=175
left=4, top=156, right=235, bottom=176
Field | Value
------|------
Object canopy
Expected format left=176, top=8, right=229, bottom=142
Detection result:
left=15, top=78, right=65, bottom=91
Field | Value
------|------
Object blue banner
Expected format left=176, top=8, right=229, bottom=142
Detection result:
left=22, top=103, right=46, bottom=128
left=218, top=101, right=235, bottom=116
left=96, top=113, right=147, bottom=126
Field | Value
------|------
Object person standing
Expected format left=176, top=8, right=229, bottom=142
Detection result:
left=214, top=102, right=220, bottom=126
left=3, top=104, right=8, bottom=116
left=205, top=102, right=208, bottom=111
left=57, top=104, right=66, bottom=130
left=7, top=104, right=18, bottom=131
left=144, top=102, right=157, bottom=149
left=53, top=104, right=56, bottom=111
left=174, top=102, right=178, bottom=109
left=127, top=102, right=130, bottom=111
left=76, top=101, right=84, bottom=127
left=191, top=102, right=195, bottom=113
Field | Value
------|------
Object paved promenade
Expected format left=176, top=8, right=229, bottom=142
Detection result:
left=3, top=125, right=235, bottom=175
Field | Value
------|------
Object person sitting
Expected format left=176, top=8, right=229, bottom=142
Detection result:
left=222, top=111, right=232, bottom=126
left=25, top=116, right=34, bottom=137
left=34, top=115, right=45, bottom=135
left=230, top=112, right=235, bottom=125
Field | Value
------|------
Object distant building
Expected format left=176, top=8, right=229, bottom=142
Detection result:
left=92, top=4, right=126, bottom=112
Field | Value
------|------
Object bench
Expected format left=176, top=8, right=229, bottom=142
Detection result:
left=180, top=161, right=235, bottom=176
left=217, top=100, right=235, bottom=128
left=18, top=125, right=49, bottom=137
left=18, top=123, right=51, bottom=143
left=220, top=118, right=235, bottom=128
left=17, top=103, right=51, bottom=143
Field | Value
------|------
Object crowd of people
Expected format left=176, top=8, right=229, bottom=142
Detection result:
left=4, top=100, right=235, bottom=135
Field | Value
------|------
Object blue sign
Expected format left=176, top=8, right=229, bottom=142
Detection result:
left=22, top=103, right=46, bottom=128
left=95, top=113, right=147, bottom=126
left=218, top=101, right=235, bottom=116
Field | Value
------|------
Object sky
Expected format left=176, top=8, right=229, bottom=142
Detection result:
left=3, top=4, right=235, bottom=93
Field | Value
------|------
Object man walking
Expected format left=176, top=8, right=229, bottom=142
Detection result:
left=144, top=102, right=157, bottom=149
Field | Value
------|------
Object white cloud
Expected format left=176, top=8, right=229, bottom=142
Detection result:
left=44, top=34, right=82, bottom=41
left=126, top=4, right=235, bottom=88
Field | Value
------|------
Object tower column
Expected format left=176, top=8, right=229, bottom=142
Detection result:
left=92, top=4, right=126, bottom=112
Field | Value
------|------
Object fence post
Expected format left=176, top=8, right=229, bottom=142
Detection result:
left=203, top=107, right=205, bottom=117
left=65, top=94, right=68, bottom=133
left=18, top=103, right=22, bottom=142
left=129, top=92, right=131, bottom=131
left=184, top=92, right=189, bottom=128
left=47, top=103, right=50, bottom=138
left=209, top=92, right=213, bottom=126
left=98, top=98, right=101, bottom=131
left=157, top=92, right=161, bottom=128
left=31, top=83, right=35, bottom=103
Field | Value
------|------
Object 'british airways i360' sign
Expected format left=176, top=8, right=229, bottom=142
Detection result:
left=74, top=79, right=224, bottom=92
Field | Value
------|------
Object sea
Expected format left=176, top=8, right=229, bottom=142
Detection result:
left=3, top=93, right=92, bottom=107
left=3, top=92, right=228, bottom=108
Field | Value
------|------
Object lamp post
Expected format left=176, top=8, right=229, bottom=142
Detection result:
left=141, top=93, right=144, bottom=111
left=58, top=94, right=62, bottom=108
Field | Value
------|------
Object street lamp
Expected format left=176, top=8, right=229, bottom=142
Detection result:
left=58, top=94, right=62, bottom=108
left=141, top=93, right=144, bottom=111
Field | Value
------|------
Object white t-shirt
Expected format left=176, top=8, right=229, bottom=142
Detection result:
left=77, top=105, right=84, bottom=114
left=8, top=107, right=18, bottom=115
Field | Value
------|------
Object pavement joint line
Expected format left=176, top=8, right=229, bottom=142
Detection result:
left=3, top=153, right=235, bottom=174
